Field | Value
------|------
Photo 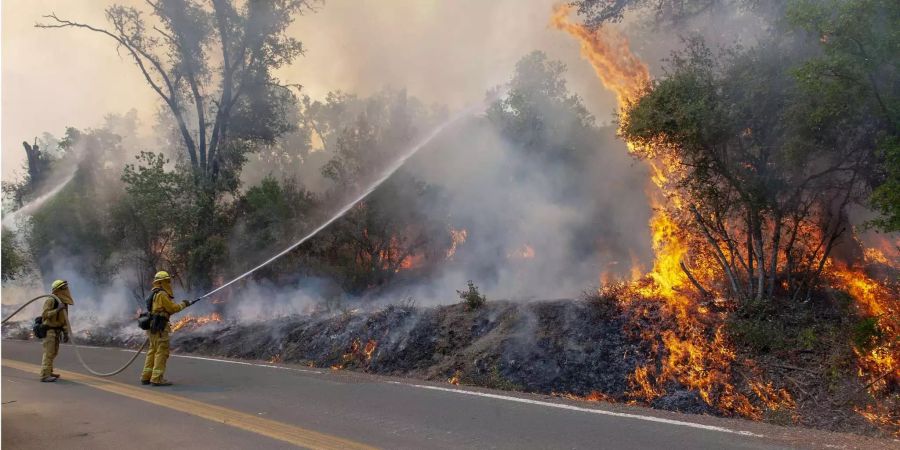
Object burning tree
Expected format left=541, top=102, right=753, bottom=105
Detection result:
left=300, top=90, right=452, bottom=294
left=619, top=39, right=881, bottom=302
left=553, top=1, right=898, bottom=429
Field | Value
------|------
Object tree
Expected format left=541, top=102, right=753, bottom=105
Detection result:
left=2, top=228, right=30, bottom=281
left=2, top=134, right=63, bottom=209
left=26, top=128, right=123, bottom=281
left=870, top=138, right=900, bottom=232
left=111, top=152, right=185, bottom=291
left=487, top=51, right=595, bottom=167
left=37, top=0, right=309, bottom=183
left=38, top=1, right=314, bottom=288
left=787, top=0, right=900, bottom=232
left=230, top=175, right=315, bottom=279
left=620, top=38, right=879, bottom=301
left=570, top=0, right=757, bottom=28
left=309, top=90, right=448, bottom=294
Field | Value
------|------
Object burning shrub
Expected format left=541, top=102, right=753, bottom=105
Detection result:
left=457, top=280, right=486, bottom=310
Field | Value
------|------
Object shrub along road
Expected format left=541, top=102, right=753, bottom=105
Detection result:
left=1, top=340, right=892, bottom=449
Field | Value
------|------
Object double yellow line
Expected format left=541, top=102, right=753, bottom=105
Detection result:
left=3, top=359, right=376, bottom=450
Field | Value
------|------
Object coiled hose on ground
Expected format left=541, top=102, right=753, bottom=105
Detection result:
left=1, top=294, right=148, bottom=377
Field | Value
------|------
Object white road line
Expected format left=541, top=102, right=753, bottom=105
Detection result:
left=50, top=342, right=765, bottom=437
left=385, top=381, right=764, bottom=438
left=171, top=354, right=324, bottom=374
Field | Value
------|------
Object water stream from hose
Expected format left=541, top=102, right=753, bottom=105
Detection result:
left=2, top=100, right=486, bottom=376
left=197, top=101, right=484, bottom=301
left=2, top=171, right=77, bottom=229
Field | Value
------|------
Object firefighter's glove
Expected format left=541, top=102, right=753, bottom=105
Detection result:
left=181, top=300, right=192, bottom=308
left=61, top=331, right=70, bottom=343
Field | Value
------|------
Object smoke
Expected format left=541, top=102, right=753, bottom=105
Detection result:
left=389, top=112, right=651, bottom=303
left=0, top=256, right=135, bottom=332
left=2, top=0, right=773, bottom=327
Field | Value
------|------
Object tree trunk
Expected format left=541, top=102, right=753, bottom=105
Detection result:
left=691, top=205, right=742, bottom=298
left=746, top=209, right=754, bottom=295
left=680, top=259, right=711, bottom=298
left=22, top=141, right=43, bottom=185
left=767, top=213, right=782, bottom=298
left=751, top=210, right=765, bottom=301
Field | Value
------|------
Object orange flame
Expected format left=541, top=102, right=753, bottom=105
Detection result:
left=508, top=244, right=536, bottom=260
left=829, top=263, right=899, bottom=406
left=551, top=4, right=790, bottom=419
left=553, top=3, right=900, bottom=430
left=549, top=4, right=650, bottom=107
left=332, top=338, right=379, bottom=370
left=170, top=312, right=222, bottom=333
left=446, top=228, right=468, bottom=260
left=397, top=253, right=425, bottom=271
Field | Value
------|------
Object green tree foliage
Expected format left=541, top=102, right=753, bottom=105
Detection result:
left=1, top=228, right=30, bottom=281
left=870, top=138, right=900, bottom=232
left=230, top=176, right=315, bottom=279
left=38, top=0, right=309, bottom=183
left=27, top=128, right=123, bottom=281
left=457, top=280, right=486, bottom=310
left=621, top=37, right=879, bottom=300
left=308, top=90, right=450, bottom=294
left=787, top=0, right=900, bottom=232
left=571, top=0, right=759, bottom=28
left=37, top=1, right=315, bottom=289
left=487, top=51, right=595, bottom=166
left=111, top=152, right=185, bottom=289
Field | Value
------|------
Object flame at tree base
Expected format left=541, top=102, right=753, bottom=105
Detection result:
left=551, top=3, right=897, bottom=432
left=170, top=312, right=222, bottom=333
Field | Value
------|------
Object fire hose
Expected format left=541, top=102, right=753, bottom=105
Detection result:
left=0, top=104, right=482, bottom=378
left=2, top=294, right=148, bottom=377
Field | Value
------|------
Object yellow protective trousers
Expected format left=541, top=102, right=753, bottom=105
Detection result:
left=141, top=329, right=171, bottom=383
left=40, top=329, right=61, bottom=378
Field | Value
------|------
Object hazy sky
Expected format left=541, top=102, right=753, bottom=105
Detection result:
left=2, top=0, right=626, bottom=180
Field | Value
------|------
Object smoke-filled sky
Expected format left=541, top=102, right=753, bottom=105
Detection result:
left=2, top=0, right=637, bottom=180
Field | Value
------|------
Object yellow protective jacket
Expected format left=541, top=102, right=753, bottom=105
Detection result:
left=151, top=289, right=185, bottom=318
left=41, top=296, right=69, bottom=329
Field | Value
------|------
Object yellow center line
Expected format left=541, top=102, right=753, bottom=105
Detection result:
left=3, top=359, right=377, bottom=450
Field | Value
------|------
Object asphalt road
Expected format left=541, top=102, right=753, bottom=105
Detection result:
left=1, top=340, right=891, bottom=449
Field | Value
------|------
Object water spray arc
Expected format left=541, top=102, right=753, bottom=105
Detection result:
left=195, top=101, right=486, bottom=303
left=2, top=171, right=77, bottom=229
left=1, top=101, right=486, bottom=377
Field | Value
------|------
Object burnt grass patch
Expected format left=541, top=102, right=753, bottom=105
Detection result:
left=9, top=295, right=892, bottom=437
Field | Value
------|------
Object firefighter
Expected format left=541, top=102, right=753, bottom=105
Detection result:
left=140, top=271, right=192, bottom=386
left=40, top=280, right=74, bottom=382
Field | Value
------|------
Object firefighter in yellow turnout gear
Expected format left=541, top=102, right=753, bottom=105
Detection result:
left=41, top=280, right=74, bottom=382
left=141, top=271, right=192, bottom=386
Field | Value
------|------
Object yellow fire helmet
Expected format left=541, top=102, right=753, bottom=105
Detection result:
left=153, top=271, right=171, bottom=282
left=50, top=279, right=68, bottom=292
left=51, top=279, right=74, bottom=305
